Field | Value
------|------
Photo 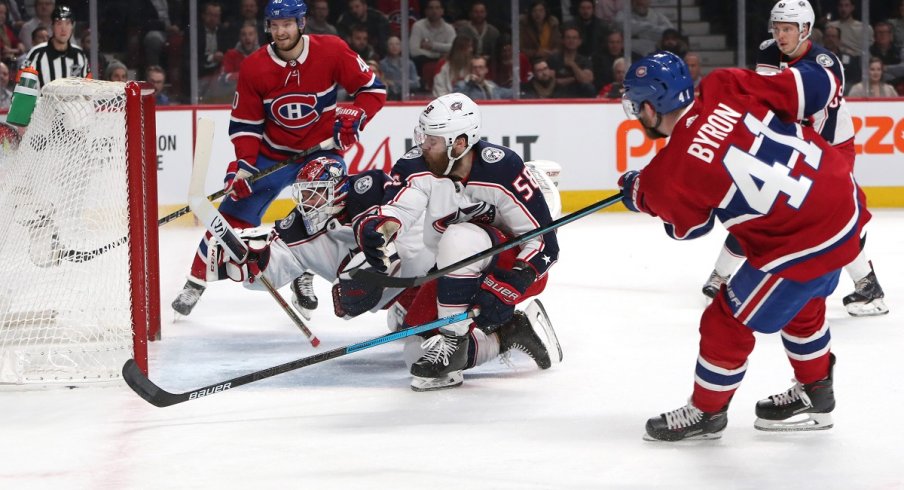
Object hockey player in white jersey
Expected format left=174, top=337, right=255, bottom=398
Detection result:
left=702, top=0, right=888, bottom=317
left=353, top=93, right=562, bottom=391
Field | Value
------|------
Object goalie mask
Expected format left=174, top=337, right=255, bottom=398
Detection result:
left=414, top=93, right=481, bottom=175
left=292, top=157, right=349, bottom=235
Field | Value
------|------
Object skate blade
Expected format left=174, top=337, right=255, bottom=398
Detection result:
left=754, top=412, right=834, bottom=432
left=410, top=371, right=463, bottom=392
left=642, top=429, right=725, bottom=442
left=525, top=299, right=563, bottom=364
left=845, top=298, right=889, bottom=317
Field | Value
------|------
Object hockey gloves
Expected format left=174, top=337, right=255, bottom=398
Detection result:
left=354, top=215, right=401, bottom=273
left=471, top=265, right=536, bottom=329
left=618, top=170, right=641, bottom=213
left=211, top=238, right=271, bottom=284
left=224, top=159, right=259, bottom=200
left=333, top=106, right=367, bottom=151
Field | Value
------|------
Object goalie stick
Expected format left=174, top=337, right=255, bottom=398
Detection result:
left=158, top=136, right=335, bottom=226
left=122, top=310, right=475, bottom=407
left=350, top=191, right=625, bottom=288
left=189, top=118, right=320, bottom=347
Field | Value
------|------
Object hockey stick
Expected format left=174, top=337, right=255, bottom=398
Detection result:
left=158, top=136, right=336, bottom=226
left=17, top=210, right=129, bottom=267
left=122, top=310, right=475, bottom=407
left=350, top=191, right=625, bottom=288
left=189, top=118, right=320, bottom=347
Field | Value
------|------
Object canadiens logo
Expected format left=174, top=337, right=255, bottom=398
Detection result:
left=481, top=147, right=504, bottom=163
left=635, top=66, right=647, bottom=78
left=270, top=93, right=321, bottom=129
left=816, top=53, right=835, bottom=67
left=354, top=175, right=373, bottom=194
left=403, top=147, right=422, bottom=159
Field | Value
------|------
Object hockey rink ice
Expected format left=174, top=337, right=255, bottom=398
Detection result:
left=2, top=210, right=902, bottom=489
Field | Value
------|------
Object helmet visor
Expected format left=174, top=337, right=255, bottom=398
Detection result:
left=622, top=96, right=641, bottom=120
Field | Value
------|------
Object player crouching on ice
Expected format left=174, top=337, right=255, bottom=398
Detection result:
left=206, top=150, right=562, bottom=391
left=618, top=52, right=871, bottom=441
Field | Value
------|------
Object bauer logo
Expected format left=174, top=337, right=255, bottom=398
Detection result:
left=270, top=94, right=321, bottom=129
left=188, top=383, right=232, bottom=399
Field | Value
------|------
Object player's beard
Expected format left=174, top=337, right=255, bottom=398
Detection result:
left=423, top=151, right=452, bottom=177
left=641, top=112, right=668, bottom=140
left=274, top=28, right=303, bottom=56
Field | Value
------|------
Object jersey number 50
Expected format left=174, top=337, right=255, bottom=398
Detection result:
left=723, top=113, right=823, bottom=214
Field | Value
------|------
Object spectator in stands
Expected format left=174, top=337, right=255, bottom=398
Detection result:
left=870, top=21, right=901, bottom=67
left=592, top=30, right=631, bottom=92
left=1, top=1, right=25, bottom=66
left=548, top=25, right=594, bottom=97
left=658, top=28, right=688, bottom=58
left=379, top=35, right=418, bottom=100
left=225, top=0, right=266, bottom=47
left=0, top=61, right=12, bottom=109
left=520, top=0, right=561, bottom=59
left=19, top=0, right=52, bottom=52
left=889, top=0, right=904, bottom=52
left=146, top=64, right=171, bottom=106
left=16, top=23, right=45, bottom=68
left=828, top=0, right=872, bottom=58
left=337, top=0, right=390, bottom=57
left=455, top=1, right=499, bottom=59
left=488, top=33, right=529, bottom=89
left=432, top=33, right=472, bottom=97
left=105, top=60, right=128, bottom=81
left=221, top=22, right=259, bottom=85
left=822, top=24, right=862, bottom=87
left=848, top=57, right=899, bottom=97
left=2, top=0, right=22, bottom=33
left=596, top=0, right=624, bottom=24
left=568, top=0, right=610, bottom=57
left=306, top=0, right=338, bottom=36
left=522, top=57, right=570, bottom=98
left=614, top=0, right=673, bottom=55
left=597, top=56, right=625, bottom=98
left=347, top=23, right=377, bottom=62
left=454, top=55, right=511, bottom=100
left=185, top=1, right=229, bottom=102
left=684, top=51, right=702, bottom=95
left=375, top=0, right=420, bottom=38
left=409, top=0, right=456, bottom=73
left=141, top=0, right=181, bottom=73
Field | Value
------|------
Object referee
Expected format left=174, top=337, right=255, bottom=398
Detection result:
left=22, top=5, right=90, bottom=88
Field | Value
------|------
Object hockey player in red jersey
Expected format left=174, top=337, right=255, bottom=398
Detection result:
left=172, top=0, right=386, bottom=317
left=618, top=52, right=871, bottom=441
left=701, top=0, right=887, bottom=317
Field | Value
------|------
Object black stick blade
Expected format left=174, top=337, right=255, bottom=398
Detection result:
left=122, top=359, right=180, bottom=408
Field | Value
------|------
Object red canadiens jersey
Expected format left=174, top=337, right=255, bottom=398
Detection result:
left=229, top=35, right=386, bottom=165
left=630, top=68, right=870, bottom=282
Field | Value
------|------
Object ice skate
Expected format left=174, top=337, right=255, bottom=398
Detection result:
left=171, top=279, right=206, bottom=316
left=498, top=300, right=562, bottom=369
left=754, top=354, right=836, bottom=432
left=702, top=269, right=730, bottom=303
left=644, top=400, right=728, bottom=442
left=409, top=330, right=469, bottom=392
left=842, top=269, right=888, bottom=317
left=291, top=271, right=318, bottom=320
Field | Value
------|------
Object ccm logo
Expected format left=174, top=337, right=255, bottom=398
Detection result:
left=188, top=383, right=232, bottom=399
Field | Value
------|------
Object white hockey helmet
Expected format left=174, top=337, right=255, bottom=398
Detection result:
left=414, top=93, right=482, bottom=175
left=291, top=156, right=349, bottom=235
left=770, top=0, right=815, bottom=42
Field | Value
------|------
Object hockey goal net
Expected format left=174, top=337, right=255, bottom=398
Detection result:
left=0, top=78, right=159, bottom=386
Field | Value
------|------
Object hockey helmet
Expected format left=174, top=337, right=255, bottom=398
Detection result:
left=770, top=1, right=815, bottom=41
left=414, top=93, right=482, bottom=175
left=622, top=51, right=694, bottom=119
left=52, top=5, right=73, bottom=22
left=265, top=0, right=307, bottom=31
left=291, top=156, right=349, bottom=235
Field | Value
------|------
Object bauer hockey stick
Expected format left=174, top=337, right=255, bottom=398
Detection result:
left=157, top=135, right=336, bottom=227
left=350, top=191, right=625, bottom=288
left=122, top=310, right=475, bottom=407
left=189, top=118, right=320, bottom=347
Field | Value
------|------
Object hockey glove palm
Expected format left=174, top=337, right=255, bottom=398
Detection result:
left=213, top=239, right=271, bottom=283
left=224, top=159, right=259, bottom=200
left=333, top=106, right=367, bottom=151
left=618, top=170, right=642, bottom=213
left=471, top=266, right=536, bottom=329
left=354, top=215, right=401, bottom=273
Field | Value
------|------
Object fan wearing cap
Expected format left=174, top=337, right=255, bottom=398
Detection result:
left=23, top=4, right=90, bottom=88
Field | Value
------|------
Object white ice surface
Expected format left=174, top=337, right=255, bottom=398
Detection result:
left=2, top=211, right=903, bottom=490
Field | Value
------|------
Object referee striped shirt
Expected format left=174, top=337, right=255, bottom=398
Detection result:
left=23, top=41, right=91, bottom=88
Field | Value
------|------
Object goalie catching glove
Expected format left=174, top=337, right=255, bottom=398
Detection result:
left=224, top=159, right=259, bottom=200
left=470, top=264, right=536, bottom=329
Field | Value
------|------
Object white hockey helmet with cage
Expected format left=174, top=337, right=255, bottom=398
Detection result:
left=291, top=156, right=349, bottom=235
left=770, top=1, right=815, bottom=44
left=414, top=93, right=481, bottom=175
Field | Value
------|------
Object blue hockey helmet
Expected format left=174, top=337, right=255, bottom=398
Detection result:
left=265, top=0, right=308, bottom=30
left=621, top=51, right=694, bottom=119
